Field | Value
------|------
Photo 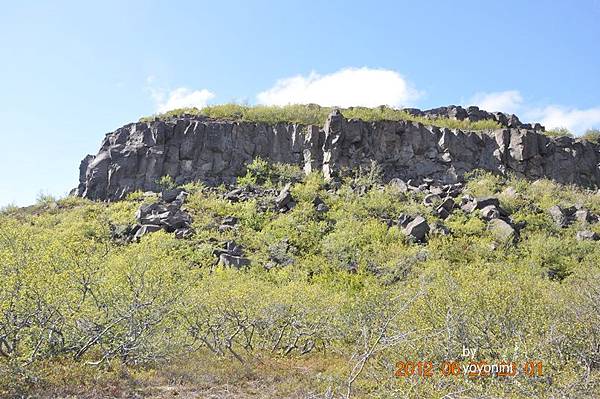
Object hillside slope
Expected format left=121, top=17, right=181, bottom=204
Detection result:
left=2, top=162, right=600, bottom=398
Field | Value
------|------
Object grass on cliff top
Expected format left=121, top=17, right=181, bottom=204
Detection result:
left=140, top=103, right=503, bottom=131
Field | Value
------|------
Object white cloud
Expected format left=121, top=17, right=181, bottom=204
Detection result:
left=469, top=90, right=523, bottom=114
left=256, top=67, right=422, bottom=108
left=154, top=87, right=215, bottom=113
left=526, top=106, right=600, bottom=133
left=468, top=90, right=600, bottom=134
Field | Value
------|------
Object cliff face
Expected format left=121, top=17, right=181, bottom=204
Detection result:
left=76, top=110, right=600, bottom=201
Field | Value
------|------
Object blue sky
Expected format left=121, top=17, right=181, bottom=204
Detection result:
left=1, top=0, right=600, bottom=206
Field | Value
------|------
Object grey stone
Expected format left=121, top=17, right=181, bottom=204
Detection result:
left=397, top=213, right=414, bottom=228
left=275, top=183, right=294, bottom=211
left=430, top=222, right=450, bottom=236
left=218, top=216, right=238, bottom=232
left=174, top=227, right=194, bottom=239
left=403, top=216, right=430, bottom=242
left=219, top=254, right=251, bottom=268
left=161, top=188, right=183, bottom=203
left=423, top=193, right=441, bottom=206
left=576, top=230, right=599, bottom=241
left=480, top=205, right=501, bottom=221
left=462, top=197, right=501, bottom=213
left=389, top=178, right=408, bottom=193
left=549, top=205, right=577, bottom=228
left=134, top=224, right=162, bottom=240
left=488, top=219, right=516, bottom=242
left=575, top=209, right=598, bottom=224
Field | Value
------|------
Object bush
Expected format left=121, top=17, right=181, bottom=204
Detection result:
left=3, top=168, right=600, bottom=397
left=582, top=128, right=600, bottom=144
left=545, top=127, right=573, bottom=138
left=237, top=157, right=303, bottom=188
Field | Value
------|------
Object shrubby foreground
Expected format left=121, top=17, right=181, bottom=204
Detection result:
left=2, top=164, right=600, bottom=398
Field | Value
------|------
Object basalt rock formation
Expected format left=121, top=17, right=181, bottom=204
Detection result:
left=76, top=109, right=600, bottom=201
left=403, top=105, right=544, bottom=130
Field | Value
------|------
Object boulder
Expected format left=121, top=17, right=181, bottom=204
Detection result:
left=397, top=213, right=414, bottom=228
left=161, top=188, right=184, bottom=203
left=423, top=194, right=441, bottom=206
left=461, top=197, right=501, bottom=213
left=480, top=205, right=501, bottom=221
left=576, top=230, right=600, bottom=241
left=313, top=197, right=329, bottom=213
left=134, top=224, right=162, bottom=240
left=389, top=178, right=409, bottom=193
left=275, top=183, right=295, bottom=211
left=403, top=216, right=430, bottom=242
left=435, top=197, right=455, bottom=219
left=430, top=222, right=450, bottom=236
left=174, top=227, right=194, bottom=239
left=219, top=254, right=251, bottom=268
left=488, top=219, right=517, bottom=242
left=549, top=205, right=577, bottom=228
left=134, top=199, right=193, bottom=238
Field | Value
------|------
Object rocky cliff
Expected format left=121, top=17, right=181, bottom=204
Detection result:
left=76, top=109, right=600, bottom=201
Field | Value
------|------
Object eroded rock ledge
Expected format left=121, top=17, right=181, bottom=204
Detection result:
left=76, top=110, right=600, bottom=201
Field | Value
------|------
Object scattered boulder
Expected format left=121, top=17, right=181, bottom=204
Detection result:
left=403, top=216, right=430, bottom=242
left=225, top=187, right=247, bottom=202
left=549, top=205, right=577, bottom=228
left=397, top=213, right=414, bottom=228
left=219, top=253, right=251, bottom=268
left=275, top=183, right=295, bottom=212
left=130, top=194, right=194, bottom=240
left=423, top=193, right=441, bottom=206
left=218, top=215, right=239, bottom=232
left=174, top=227, right=194, bottom=239
left=133, top=224, right=162, bottom=241
left=110, top=224, right=139, bottom=243
left=214, top=240, right=251, bottom=268
left=576, top=230, right=600, bottom=241
left=389, top=178, right=409, bottom=193
left=480, top=205, right=501, bottom=221
left=461, top=196, right=501, bottom=213
left=488, top=219, right=517, bottom=242
left=161, top=188, right=184, bottom=203
left=313, top=197, right=329, bottom=213
left=435, top=197, right=455, bottom=219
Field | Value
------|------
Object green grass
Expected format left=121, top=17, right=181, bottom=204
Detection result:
left=140, top=103, right=503, bottom=131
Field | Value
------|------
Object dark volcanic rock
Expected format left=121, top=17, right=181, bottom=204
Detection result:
left=403, top=216, right=430, bottom=242
left=576, top=230, right=600, bottom=241
left=549, top=205, right=577, bottom=228
left=76, top=109, right=600, bottom=201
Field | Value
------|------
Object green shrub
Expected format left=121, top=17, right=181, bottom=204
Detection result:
left=545, top=127, right=573, bottom=138
left=237, top=157, right=303, bottom=188
left=582, top=128, right=600, bottom=144
left=156, top=175, right=177, bottom=191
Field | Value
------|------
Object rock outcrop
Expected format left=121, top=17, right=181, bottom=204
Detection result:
left=76, top=109, right=600, bottom=201
left=403, top=105, right=543, bottom=130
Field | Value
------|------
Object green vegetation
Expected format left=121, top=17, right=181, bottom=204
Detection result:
left=544, top=127, right=574, bottom=138
left=2, top=163, right=600, bottom=397
left=140, top=103, right=502, bottom=130
left=582, top=128, right=600, bottom=144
